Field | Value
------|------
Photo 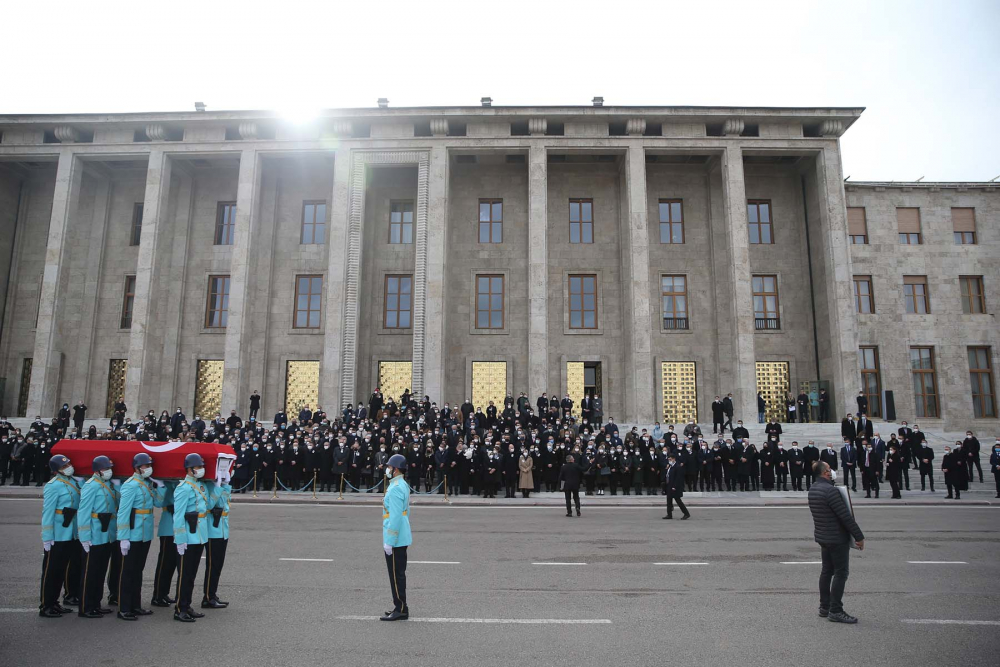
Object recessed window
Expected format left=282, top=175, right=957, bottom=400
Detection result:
left=752, top=275, right=780, bottom=330
left=294, top=275, right=323, bottom=329
left=658, top=199, right=684, bottom=244
left=960, top=275, right=986, bottom=314
left=903, top=275, right=929, bottom=314
left=205, top=275, right=230, bottom=328
left=661, top=275, right=688, bottom=329
left=390, top=201, right=414, bottom=244
left=120, top=275, right=136, bottom=329
left=910, top=346, right=938, bottom=418
left=968, top=346, right=996, bottom=418
left=479, top=199, right=502, bottom=243
left=847, top=207, right=867, bottom=244
left=853, top=275, right=874, bottom=313
left=569, top=199, right=594, bottom=244
left=301, top=201, right=326, bottom=244
left=952, top=208, right=976, bottom=245
left=897, top=207, right=921, bottom=245
left=568, top=274, right=597, bottom=329
left=130, top=203, right=143, bottom=246
left=859, top=347, right=882, bottom=418
left=215, top=202, right=237, bottom=245
left=747, top=200, right=773, bottom=244
left=475, top=274, right=504, bottom=329
left=384, top=275, right=413, bottom=329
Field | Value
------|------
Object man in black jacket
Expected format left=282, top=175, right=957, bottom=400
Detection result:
left=662, top=452, right=690, bottom=520
left=558, top=455, right=582, bottom=517
left=808, top=461, right=865, bottom=624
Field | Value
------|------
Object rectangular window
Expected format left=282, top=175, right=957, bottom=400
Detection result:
left=747, top=200, right=773, bottom=244
left=215, top=202, right=237, bottom=245
left=294, top=275, right=323, bottom=329
left=903, top=275, right=930, bottom=314
left=853, top=275, right=874, bottom=314
left=952, top=207, right=976, bottom=245
left=384, top=275, right=413, bottom=329
left=389, top=200, right=414, bottom=244
left=478, top=199, right=503, bottom=244
left=847, top=206, right=867, bottom=244
left=960, top=275, right=986, bottom=314
left=859, top=347, right=882, bottom=418
left=968, top=346, right=996, bottom=418
left=120, top=275, right=136, bottom=329
left=130, top=203, right=144, bottom=246
left=658, top=199, right=684, bottom=244
left=475, top=275, right=504, bottom=329
left=752, top=275, right=780, bottom=330
left=569, top=199, right=594, bottom=244
left=568, top=274, right=597, bottom=329
left=661, top=275, right=688, bottom=329
left=897, top=207, right=921, bottom=245
left=205, top=275, right=230, bottom=328
left=301, top=200, right=326, bottom=244
left=910, top=346, right=938, bottom=418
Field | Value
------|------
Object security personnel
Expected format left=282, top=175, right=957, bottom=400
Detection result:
left=381, top=453, right=411, bottom=621
left=39, top=454, right=81, bottom=618
left=173, top=453, right=213, bottom=622
left=150, top=480, right=178, bottom=607
left=116, top=453, right=163, bottom=621
left=77, top=455, right=117, bottom=618
left=202, top=465, right=233, bottom=609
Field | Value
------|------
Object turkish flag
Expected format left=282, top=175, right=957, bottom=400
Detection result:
left=51, top=439, right=236, bottom=481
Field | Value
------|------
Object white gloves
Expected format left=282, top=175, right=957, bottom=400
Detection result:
left=176, top=543, right=187, bottom=556
left=81, top=541, right=91, bottom=553
left=149, top=478, right=164, bottom=489
left=120, top=540, right=130, bottom=555
left=383, top=543, right=392, bottom=556
left=43, top=540, right=54, bottom=552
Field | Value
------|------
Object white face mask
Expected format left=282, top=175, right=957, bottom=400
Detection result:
left=100, top=469, right=113, bottom=481
left=62, top=466, right=75, bottom=477
left=140, top=466, right=153, bottom=478
left=830, top=470, right=837, bottom=481
left=193, top=467, right=205, bottom=479
left=385, top=467, right=394, bottom=478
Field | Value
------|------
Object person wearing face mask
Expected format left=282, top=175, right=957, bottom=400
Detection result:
left=381, top=454, right=411, bottom=621
left=172, top=453, right=215, bottom=622
left=963, top=431, right=983, bottom=484
left=201, top=462, right=232, bottom=610
left=787, top=442, right=805, bottom=492
left=917, top=441, right=935, bottom=492
left=115, top=453, right=164, bottom=621
left=518, top=448, right=534, bottom=498
left=150, top=479, right=179, bottom=608
left=989, top=440, right=1000, bottom=498
left=942, top=442, right=967, bottom=500
left=885, top=443, right=902, bottom=499
left=39, top=454, right=81, bottom=618
left=662, top=452, right=690, bottom=520
left=76, top=456, right=117, bottom=618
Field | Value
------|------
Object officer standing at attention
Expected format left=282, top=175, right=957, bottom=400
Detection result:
left=173, top=453, right=213, bottom=622
left=381, top=453, right=411, bottom=621
left=116, top=453, right=164, bottom=621
left=77, top=455, right=117, bottom=618
left=39, top=454, right=81, bottom=618
left=150, top=480, right=178, bottom=608
left=202, top=464, right=233, bottom=609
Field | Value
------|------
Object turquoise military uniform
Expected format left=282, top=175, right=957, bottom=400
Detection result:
left=382, top=475, right=412, bottom=547
left=157, top=482, right=177, bottom=538
left=173, top=476, right=214, bottom=545
left=116, top=474, right=163, bottom=543
left=77, top=475, right=118, bottom=546
left=41, top=475, right=81, bottom=543
left=204, top=481, right=231, bottom=540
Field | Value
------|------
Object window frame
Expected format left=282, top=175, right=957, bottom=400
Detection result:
left=568, top=274, right=598, bottom=330
left=383, top=274, right=414, bottom=330
left=215, top=201, right=237, bottom=246
left=853, top=275, right=875, bottom=314
left=847, top=206, right=868, bottom=245
left=952, top=207, right=977, bottom=245
left=389, top=200, right=414, bottom=245
left=660, top=274, right=688, bottom=330
left=859, top=346, right=882, bottom=418
left=478, top=198, right=503, bottom=244
left=569, top=198, right=594, bottom=244
left=752, top=274, right=780, bottom=330
left=658, top=199, right=685, bottom=245
left=747, top=200, right=774, bottom=245
left=300, top=200, right=327, bottom=245
left=120, top=274, right=136, bottom=330
left=474, top=274, right=505, bottom=330
left=910, top=346, right=939, bottom=418
left=204, top=275, right=231, bottom=329
left=293, top=274, right=323, bottom=330
left=968, top=346, right=996, bottom=419
left=897, top=206, right=922, bottom=245
left=130, top=202, right=144, bottom=247
left=959, top=275, right=986, bottom=314
left=903, top=275, right=930, bottom=314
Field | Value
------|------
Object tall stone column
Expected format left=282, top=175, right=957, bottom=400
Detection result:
left=123, top=149, right=173, bottom=414
left=320, top=149, right=352, bottom=413
left=157, top=170, right=195, bottom=410
left=720, top=144, right=758, bottom=422
left=27, top=148, right=82, bottom=417
left=527, top=144, right=548, bottom=404
left=220, top=149, right=261, bottom=413
left=415, top=146, right=447, bottom=401
left=622, top=145, right=655, bottom=424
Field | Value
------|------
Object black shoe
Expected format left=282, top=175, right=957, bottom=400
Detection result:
left=212, top=597, right=229, bottom=606
left=106, top=597, right=118, bottom=606
left=78, top=610, right=104, bottom=619
left=134, top=608, right=153, bottom=616
left=54, top=604, right=74, bottom=614
left=97, top=607, right=113, bottom=614
left=201, top=599, right=227, bottom=609
left=818, top=607, right=829, bottom=618
left=380, top=610, right=408, bottom=621
left=566, top=512, right=572, bottom=517
left=576, top=510, right=581, bottom=517
left=828, top=611, right=858, bottom=624
left=662, top=515, right=673, bottom=520
left=946, top=494, right=953, bottom=499
left=173, top=611, right=196, bottom=623
left=681, top=514, right=690, bottom=520
left=865, top=494, right=871, bottom=498
left=117, top=611, right=138, bottom=621
left=39, top=607, right=62, bottom=618
left=62, top=596, right=80, bottom=607
left=186, top=608, right=205, bottom=618
left=150, top=598, right=171, bottom=608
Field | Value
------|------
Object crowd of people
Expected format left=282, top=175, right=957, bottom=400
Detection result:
left=4, top=388, right=998, bottom=499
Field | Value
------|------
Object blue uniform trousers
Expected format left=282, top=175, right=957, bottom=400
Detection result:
left=384, top=546, right=408, bottom=613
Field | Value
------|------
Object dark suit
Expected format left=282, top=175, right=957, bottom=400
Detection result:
left=856, top=417, right=874, bottom=441
left=664, top=462, right=689, bottom=518
left=859, top=447, right=881, bottom=497
left=840, top=444, right=858, bottom=491
left=558, top=462, right=582, bottom=514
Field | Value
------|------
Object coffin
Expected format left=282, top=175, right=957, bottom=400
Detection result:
left=51, top=440, right=236, bottom=482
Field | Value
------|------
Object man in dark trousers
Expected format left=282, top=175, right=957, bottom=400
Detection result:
left=797, top=390, right=810, bottom=423
left=662, top=451, right=690, bottom=520
left=722, top=393, right=734, bottom=432
left=818, top=388, right=829, bottom=423
left=856, top=391, right=868, bottom=417
left=558, top=454, right=582, bottom=517
left=808, top=461, right=865, bottom=624
left=249, top=391, right=261, bottom=421
left=711, top=396, right=725, bottom=435
left=73, top=402, right=87, bottom=436
left=840, top=439, right=858, bottom=492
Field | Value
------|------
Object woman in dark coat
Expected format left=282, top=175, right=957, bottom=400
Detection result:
left=885, top=443, right=903, bottom=499
left=594, top=446, right=609, bottom=495
left=759, top=443, right=776, bottom=491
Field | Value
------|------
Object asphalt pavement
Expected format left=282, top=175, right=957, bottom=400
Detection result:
left=0, top=499, right=997, bottom=666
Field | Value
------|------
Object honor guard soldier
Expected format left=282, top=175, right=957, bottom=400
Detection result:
left=116, top=453, right=164, bottom=621
left=381, top=453, right=411, bottom=621
left=39, top=454, right=81, bottom=618
left=150, top=480, right=179, bottom=608
left=77, top=455, right=118, bottom=618
left=173, top=453, right=214, bottom=622
left=202, top=462, right=233, bottom=609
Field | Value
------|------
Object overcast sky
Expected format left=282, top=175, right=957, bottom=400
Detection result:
left=5, top=0, right=998, bottom=181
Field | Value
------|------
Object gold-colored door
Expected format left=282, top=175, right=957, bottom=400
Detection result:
left=106, top=359, right=128, bottom=418
left=566, top=362, right=584, bottom=418
left=377, top=361, right=412, bottom=404
left=661, top=361, right=698, bottom=424
left=755, top=361, right=790, bottom=423
left=285, top=361, right=320, bottom=415
left=472, top=361, right=507, bottom=411
left=194, top=360, right=224, bottom=419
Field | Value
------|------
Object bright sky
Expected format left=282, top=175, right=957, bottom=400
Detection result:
left=5, top=0, right=998, bottom=181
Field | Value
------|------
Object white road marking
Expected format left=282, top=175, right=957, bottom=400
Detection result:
left=0, top=608, right=37, bottom=613
left=336, top=615, right=611, bottom=624
left=654, top=562, right=709, bottom=565
left=279, top=558, right=334, bottom=562
left=780, top=561, right=822, bottom=565
left=532, top=562, right=586, bottom=566
left=902, top=619, right=1000, bottom=626
left=907, top=561, right=967, bottom=564
left=410, top=561, right=461, bottom=564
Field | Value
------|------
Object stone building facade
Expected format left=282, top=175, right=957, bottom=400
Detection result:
left=0, top=104, right=995, bottom=430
